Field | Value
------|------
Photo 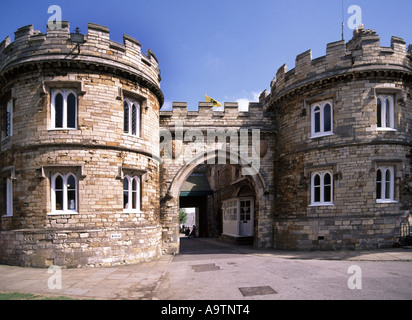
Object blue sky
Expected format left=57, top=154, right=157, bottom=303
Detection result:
left=1, top=0, right=411, bottom=111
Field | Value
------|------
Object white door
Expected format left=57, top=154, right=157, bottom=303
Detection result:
left=239, top=199, right=253, bottom=237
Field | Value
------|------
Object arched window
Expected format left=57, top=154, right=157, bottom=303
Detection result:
left=377, top=95, right=394, bottom=130
left=5, top=99, right=13, bottom=138
left=67, top=174, right=77, bottom=211
left=323, top=172, right=332, bottom=203
left=123, top=175, right=141, bottom=212
left=311, top=101, right=333, bottom=138
left=311, top=171, right=333, bottom=206
left=123, top=177, right=129, bottom=209
left=51, top=90, right=77, bottom=129
left=377, top=98, right=382, bottom=128
left=313, top=173, right=321, bottom=203
left=54, top=174, right=64, bottom=211
left=67, top=93, right=77, bottom=129
left=132, top=104, right=137, bottom=135
left=376, top=167, right=395, bottom=203
left=51, top=173, right=78, bottom=213
left=123, top=102, right=129, bottom=133
left=54, top=93, right=64, bottom=129
left=123, top=99, right=141, bottom=137
left=314, top=106, right=321, bottom=134
left=2, top=176, right=13, bottom=217
left=376, top=169, right=382, bottom=199
left=324, top=103, right=332, bottom=132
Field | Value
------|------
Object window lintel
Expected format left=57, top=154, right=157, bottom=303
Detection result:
left=0, top=88, right=15, bottom=104
left=121, top=88, right=146, bottom=103
left=372, top=87, right=402, bottom=98
left=42, top=80, right=86, bottom=96
left=38, top=165, right=85, bottom=179
left=304, top=92, right=336, bottom=107
left=117, top=166, right=147, bottom=180
left=0, top=166, right=16, bottom=180
left=372, top=160, right=402, bottom=170
left=304, top=164, right=337, bottom=177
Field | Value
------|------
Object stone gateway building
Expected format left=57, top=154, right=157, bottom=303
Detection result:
left=0, top=22, right=411, bottom=267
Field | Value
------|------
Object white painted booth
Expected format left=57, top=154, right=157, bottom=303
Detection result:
left=222, top=198, right=254, bottom=238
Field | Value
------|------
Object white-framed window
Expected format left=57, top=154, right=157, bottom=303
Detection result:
left=50, top=172, right=78, bottom=214
left=311, top=100, right=333, bottom=138
left=223, top=199, right=238, bottom=222
left=123, top=98, right=141, bottom=137
left=123, top=175, right=141, bottom=212
left=310, top=171, right=333, bottom=206
left=51, top=89, right=77, bottom=129
left=5, top=99, right=13, bottom=138
left=377, top=95, right=395, bottom=130
left=2, top=177, right=13, bottom=217
left=376, top=166, right=396, bottom=203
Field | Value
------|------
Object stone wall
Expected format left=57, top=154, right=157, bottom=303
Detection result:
left=0, top=226, right=161, bottom=267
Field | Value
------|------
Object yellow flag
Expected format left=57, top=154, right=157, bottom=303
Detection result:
left=205, top=95, right=222, bottom=107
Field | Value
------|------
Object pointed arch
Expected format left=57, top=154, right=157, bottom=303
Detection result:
left=167, top=149, right=267, bottom=199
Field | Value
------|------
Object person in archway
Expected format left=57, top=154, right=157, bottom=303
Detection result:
left=189, top=225, right=196, bottom=238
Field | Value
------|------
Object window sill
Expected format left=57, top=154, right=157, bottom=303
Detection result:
left=1, top=214, right=13, bottom=218
left=376, top=200, right=398, bottom=204
left=123, top=133, right=142, bottom=140
left=48, top=211, right=78, bottom=216
left=309, top=203, right=334, bottom=207
left=376, top=128, right=396, bottom=132
left=48, top=128, right=78, bottom=131
left=310, top=132, right=334, bottom=139
left=123, top=210, right=143, bottom=214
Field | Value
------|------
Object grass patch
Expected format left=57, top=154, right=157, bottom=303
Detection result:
left=0, top=291, right=79, bottom=300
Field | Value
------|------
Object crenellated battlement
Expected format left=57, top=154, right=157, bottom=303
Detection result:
left=0, top=21, right=162, bottom=103
left=269, top=26, right=412, bottom=104
left=160, top=101, right=274, bottom=130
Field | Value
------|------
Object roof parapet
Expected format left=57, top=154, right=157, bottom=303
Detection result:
left=0, top=21, right=157, bottom=68
left=0, top=21, right=163, bottom=106
left=269, top=27, right=411, bottom=103
left=0, top=21, right=161, bottom=81
left=88, top=22, right=110, bottom=39
left=161, top=101, right=267, bottom=119
left=391, top=36, right=406, bottom=52
left=14, top=24, right=35, bottom=39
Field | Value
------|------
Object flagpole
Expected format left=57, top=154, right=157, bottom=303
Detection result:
left=341, top=0, right=345, bottom=41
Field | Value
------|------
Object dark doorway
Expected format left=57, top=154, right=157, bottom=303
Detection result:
left=179, top=173, right=213, bottom=238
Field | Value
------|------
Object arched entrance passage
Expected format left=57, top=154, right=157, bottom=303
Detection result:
left=179, top=173, right=212, bottom=238
left=160, top=149, right=270, bottom=255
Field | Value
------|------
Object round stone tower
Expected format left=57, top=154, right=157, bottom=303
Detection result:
left=0, top=22, right=163, bottom=267
left=267, top=27, right=412, bottom=250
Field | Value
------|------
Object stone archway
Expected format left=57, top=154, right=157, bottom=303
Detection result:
left=160, top=149, right=271, bottom=255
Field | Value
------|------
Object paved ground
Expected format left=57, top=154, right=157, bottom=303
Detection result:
left=155, top=237, right=412, bottom=300
left=0, top=256, right=172, bottom=300
left=0, top=236, right=411, bottom=300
